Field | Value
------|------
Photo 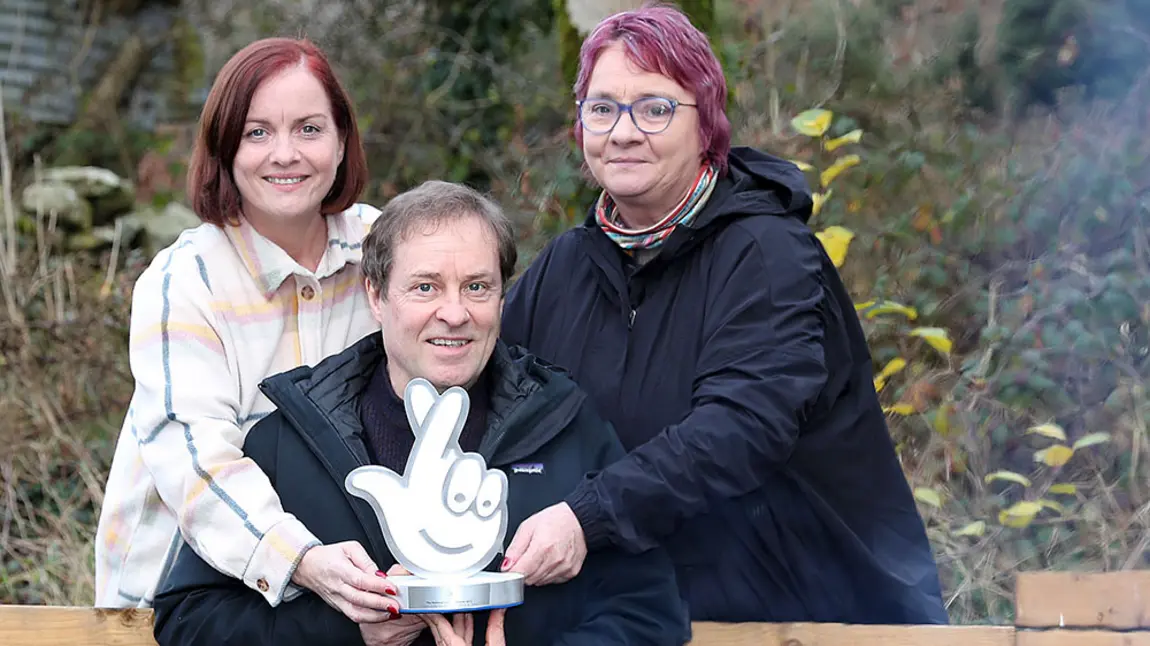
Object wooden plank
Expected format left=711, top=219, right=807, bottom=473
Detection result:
left=688, top=621, right=1015, bottom=646
left=0, top=606, right=156, bottom=646
left=1017, top=630, right=1150, bottom=646
left=0, top=608, right=1019, bottom=646
left=1016, top=572, right=1150, bottom=629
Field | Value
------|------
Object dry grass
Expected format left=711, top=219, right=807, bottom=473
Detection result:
left=0, top=90, right=140, bottom=604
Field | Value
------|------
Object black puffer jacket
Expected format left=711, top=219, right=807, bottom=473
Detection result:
left=502, top=146, right=949, bottom=625
left=152, top=334, right=690, bottom=646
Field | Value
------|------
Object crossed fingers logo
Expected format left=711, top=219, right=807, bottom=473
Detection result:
left=346, top=378, right=508, bottom=580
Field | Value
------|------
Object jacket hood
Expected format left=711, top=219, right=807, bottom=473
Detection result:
left=258, top=334, right=586, bottom=468
left=708, top=146, right=815, bottom=226
left=580, top=145, right=814, bottom=232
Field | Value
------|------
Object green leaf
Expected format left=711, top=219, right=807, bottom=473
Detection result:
left=1026, top=423, right=1067, bottom=442
left=913, top=487, right=943, bottom=508
left=998, top=501, right=1042, bottom=528
left=953, top=521, right=986, bottom=537
left=984, top=471, right=1032, bottom=487
left=791, top=109, right=834, bottom=137
left=1072, top=433, right=1112, bottom=450
left=1048, top=483, right=1078, bottom=495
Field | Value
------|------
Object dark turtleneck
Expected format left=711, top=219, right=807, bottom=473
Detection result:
left=359, top=356, right=491, bottom=474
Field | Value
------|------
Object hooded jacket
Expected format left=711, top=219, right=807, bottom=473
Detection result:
left=151, top=334, right=690, bottom=646
left=501, top=146, right=949, bottom=625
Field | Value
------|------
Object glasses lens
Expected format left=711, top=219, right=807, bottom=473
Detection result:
left=633, top=98, right=674, bottom=132
left=581, top=99, right=619, bottom=132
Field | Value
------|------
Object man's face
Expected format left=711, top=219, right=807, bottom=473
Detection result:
left=367, top=214, right=503, bottom=395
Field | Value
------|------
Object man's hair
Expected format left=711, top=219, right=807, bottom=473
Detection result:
left=361, top=180, right=518, bottom=296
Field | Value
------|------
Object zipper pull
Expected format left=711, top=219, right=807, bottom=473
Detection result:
left=628, top=308, right=636, bottom=329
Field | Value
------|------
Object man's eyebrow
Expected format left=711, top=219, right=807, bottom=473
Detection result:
left=462, top=271, right=497, bottom=282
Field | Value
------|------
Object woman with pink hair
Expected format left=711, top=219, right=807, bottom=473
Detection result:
left=499, top=3, right=949, bottom=625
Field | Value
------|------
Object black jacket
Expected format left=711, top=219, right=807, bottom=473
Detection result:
left=501, top=146, right=949, bottom=625
left=152, top=334, right=690, bottom=646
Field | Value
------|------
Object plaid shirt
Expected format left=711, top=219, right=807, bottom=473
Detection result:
left=95, top=203, right=381, bottom=607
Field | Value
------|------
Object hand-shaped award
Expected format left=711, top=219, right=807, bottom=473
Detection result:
left=345, top=378, right=524, bottom=613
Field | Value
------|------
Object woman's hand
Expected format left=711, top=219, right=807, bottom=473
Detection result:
left=503, top=502, right=586, bottom=585
left=291, top=541, right=399, bottom=622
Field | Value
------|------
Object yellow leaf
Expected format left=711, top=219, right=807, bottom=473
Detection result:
left=815, top=225, right=854, bottom=267
left=877, top=357, right=908, bottom=380
left=984, top=471, right=1032, bottom=487
left=1072, top=432, right=1112, bottom=450
left=824, top=128, right=864, bottom=152
left=1037, top=499, right=1067, bottom=515
left=908, top=327, right=953, bottom=355
left=874, top=376, right=886, bottom=392
left=812, top=190, right=833, bottom=216
left=933, top=404, right=951, bottom=435
left=953, top=521, right=986, bottom=537
left=1048, top=483, right=1077, bottom=495
left=1026, top=423, right=1067, bottom=442
left=791, top=108, right=834, bottom=137
left=790, top=159, right=815, bottom=172
left=820, top=154, right=861, bottom=188
left=998, top=501, right=1043, bottom=528
left=854, top=299, right=876, bottom=311
left=861, top=301, right=919, bottom=320
left=1034, top=444, right=1074, bottom=467
left=884, top=403, right=916, bottom=415
left=913, top=487, right=942, bottom=508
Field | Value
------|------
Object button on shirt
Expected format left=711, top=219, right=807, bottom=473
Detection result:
left=94, top=204, right=382, bottom=608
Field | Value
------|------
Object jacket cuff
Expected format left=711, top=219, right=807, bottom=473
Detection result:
left=565, top=482, right=611, bottom=551
left=242, top=516, right=320, bottom=606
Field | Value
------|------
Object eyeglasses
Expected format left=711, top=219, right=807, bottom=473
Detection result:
left=576, top=96, right=697, bottom=135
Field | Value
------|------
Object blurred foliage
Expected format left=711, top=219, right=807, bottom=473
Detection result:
left=554, top=0, right=717, bottom=90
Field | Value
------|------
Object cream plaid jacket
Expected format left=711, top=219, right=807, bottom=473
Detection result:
left=94, top=203, right=381, bottom=607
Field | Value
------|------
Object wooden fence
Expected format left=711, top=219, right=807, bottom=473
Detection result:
left=1, top=571, right=1148, bottom=645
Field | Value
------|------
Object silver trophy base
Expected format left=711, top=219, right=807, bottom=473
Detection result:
left=391, top=571, right=524, bottom=614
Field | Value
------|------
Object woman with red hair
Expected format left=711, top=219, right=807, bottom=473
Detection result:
left=95, top=37, right=395, bottom=623
left=500, top=3, right=950, bottom=626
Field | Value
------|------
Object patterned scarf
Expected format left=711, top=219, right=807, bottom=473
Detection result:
left=595, top=164, right=718, bottom=250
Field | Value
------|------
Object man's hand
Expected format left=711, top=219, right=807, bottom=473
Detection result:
left=360, top=614, right=426, bottom=646
left=485, top=608, right=507, bottom=646
left=419, top=609, right=507, bottom=646
left=502, top=502, right=586, bottom=586
left=420, top=613, right=473, bottom=646
left=291, top=541, right=399, bottom=623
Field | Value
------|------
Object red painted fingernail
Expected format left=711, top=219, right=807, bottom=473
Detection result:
left=375, top=570, right=386, bottom=577
left=501, top=558, right=511, bottom=569
left=389, top=607, right=400, bottom=620
left=386, top=587, right=398, bottom=595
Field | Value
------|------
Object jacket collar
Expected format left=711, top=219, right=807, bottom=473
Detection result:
left=223, top=210, right=365, bottom=297
left=258, top=333, right=586, bottom=481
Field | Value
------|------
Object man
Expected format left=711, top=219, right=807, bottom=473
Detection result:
left=151, top=181, right=689, bottom=646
